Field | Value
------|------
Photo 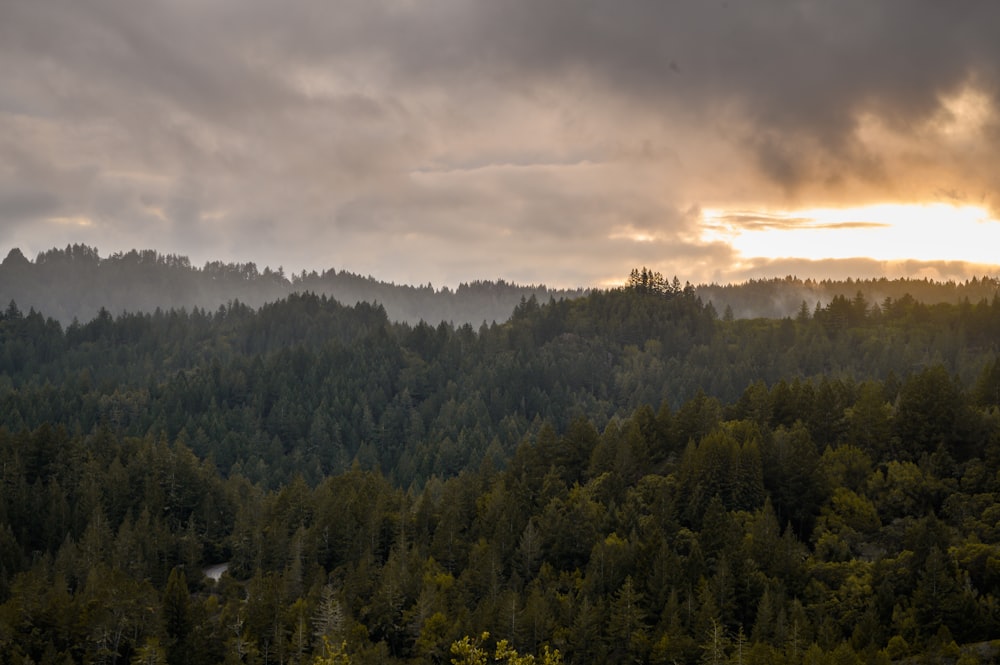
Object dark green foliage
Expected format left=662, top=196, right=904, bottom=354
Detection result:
left=1, top=263, right=1000, bottom=662
left=163, top=567, right=192, bottom=663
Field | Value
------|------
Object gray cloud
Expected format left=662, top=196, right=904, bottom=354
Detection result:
left=1, top=0, right=999, bottom=287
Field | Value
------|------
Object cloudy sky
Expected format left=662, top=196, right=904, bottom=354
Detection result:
left=2, top=0, right=1000, bottom=288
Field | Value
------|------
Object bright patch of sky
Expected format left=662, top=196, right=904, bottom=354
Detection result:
left=704, top=203, right=1000, bottom=265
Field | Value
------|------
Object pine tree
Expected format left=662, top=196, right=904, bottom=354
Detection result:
left=163, top=567, right=192, bottom=664
left=609, top=575, right=647, bottom=654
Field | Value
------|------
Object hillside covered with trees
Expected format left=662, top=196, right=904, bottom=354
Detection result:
left=0, top=245, right=587, bottom=328
left=4, top=244, right=998, bottom=327
left=700, top=275, right=1000, bottom=321
left=1, top=262, right=1000, bottom=663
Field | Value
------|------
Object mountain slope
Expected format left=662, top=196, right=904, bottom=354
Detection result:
left=0, top=245, right=588, bottom=326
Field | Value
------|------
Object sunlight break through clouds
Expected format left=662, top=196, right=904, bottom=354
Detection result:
left=703, top=204, right=1000, bottom=266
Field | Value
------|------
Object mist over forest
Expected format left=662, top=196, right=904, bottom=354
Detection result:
left=0, top=245, right=588, bottom=328
left=3, top=244, right=998, bottom=327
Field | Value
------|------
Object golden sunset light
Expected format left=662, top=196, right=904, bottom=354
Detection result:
left=704, top=203, right=1000, bottom=265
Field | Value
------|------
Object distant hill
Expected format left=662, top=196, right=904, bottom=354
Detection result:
left=0, top=244, right=589, bottom=326
left=697, top=275, right=1000, bottom=319
left=3, top=245, right=998, bottom=327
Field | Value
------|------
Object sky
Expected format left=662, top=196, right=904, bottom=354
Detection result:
left=2, top=1, right=1000, bottom=289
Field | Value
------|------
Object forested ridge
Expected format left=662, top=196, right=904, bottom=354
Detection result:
left=0, top=245, right=587, bottom=328
left=2, top=265, right=1000, bottom=663
left=4, top=244, right=999, bottom=327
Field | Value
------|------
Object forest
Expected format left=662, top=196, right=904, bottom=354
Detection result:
left=0, top=246, right=587, bottom=328
left=4, top=244, right=999, bottom=327
left=1, top=256, right=1000, bottom=663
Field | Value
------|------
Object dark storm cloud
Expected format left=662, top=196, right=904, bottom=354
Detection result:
left=1, top=0, right=999, bottom=285
left=401, top=1, right=1000, bottom=195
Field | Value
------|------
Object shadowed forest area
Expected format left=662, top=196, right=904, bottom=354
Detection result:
left=2, top=254, right=1000, bottom=663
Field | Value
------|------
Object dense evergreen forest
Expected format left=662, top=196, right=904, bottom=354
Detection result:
left=2, top=257, right=1000, bottom=663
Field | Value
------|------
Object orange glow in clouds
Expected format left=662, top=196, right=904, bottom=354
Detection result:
left=703, top=203, right=1000, bottom=264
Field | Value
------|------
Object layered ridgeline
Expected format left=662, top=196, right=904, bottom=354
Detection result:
left=3, top=264, right=1000, bottom=662
left=0, top=245, right=588, bottom=327
left=3, top=245, right=999, bottom=326
left=3, top=274, right=1000, bottom=486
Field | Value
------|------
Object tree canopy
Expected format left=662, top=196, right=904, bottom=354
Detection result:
left=1, top=260, right=1000, bottom=663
